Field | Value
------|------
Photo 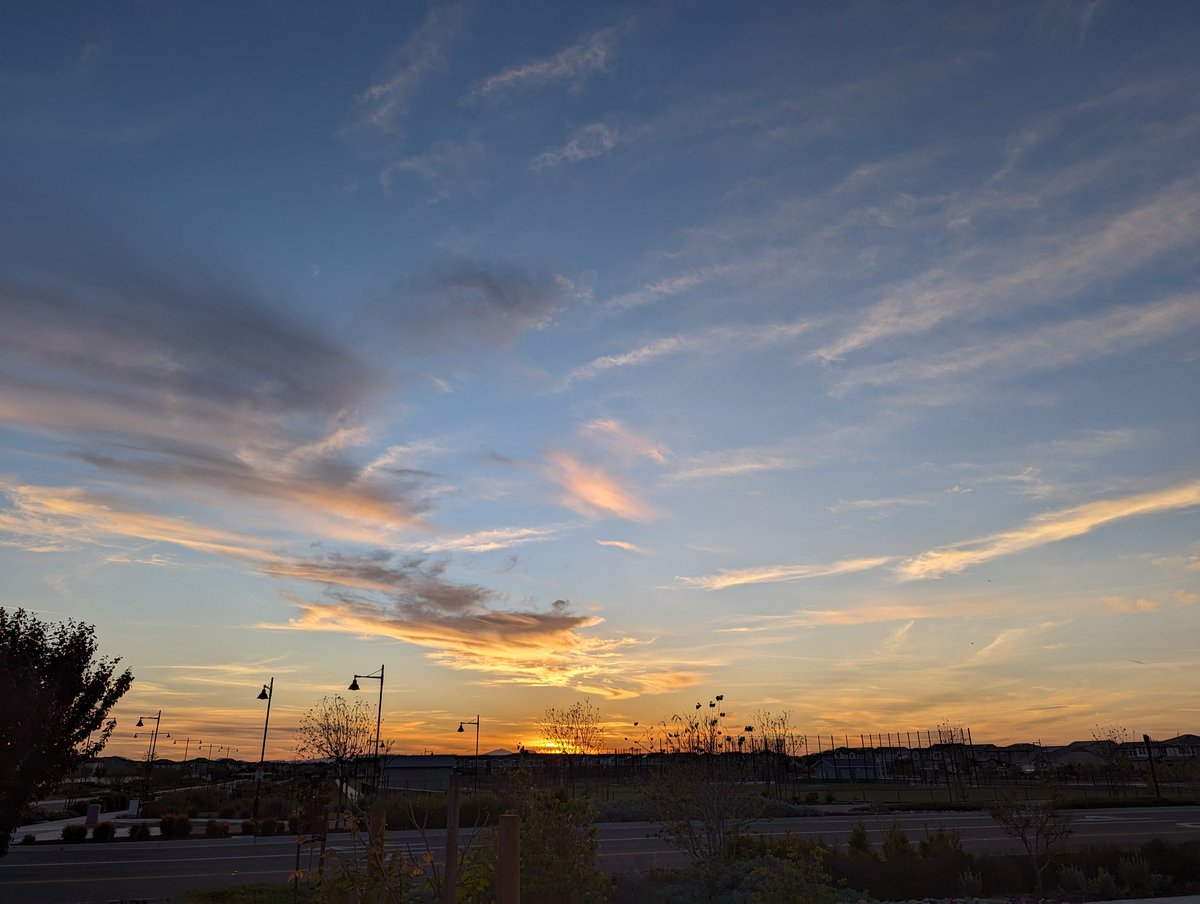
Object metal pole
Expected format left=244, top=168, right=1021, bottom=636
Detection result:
left=254, top=677, right=273, bottom=820
left=474, top=715, right=480, bottom=795
left=374, top=665, right=384, bottom=790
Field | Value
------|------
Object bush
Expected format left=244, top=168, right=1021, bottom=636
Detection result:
left=1057, top=863, right=1086, bottom=892
left=128, top=822, right=152, bottom=841
left=958, top=869, right=983, bottom=896
left=20, top=833, right=36, bottom=846
left=259, top=817, right=278, bottom=836
left=848, top=820, right=875, bottom=858
left=1085, top=866, right=1120, bottom=898
left=882, top=823, right=914, bottom=861
left=92, top=821, right=117, bottom=842
left=205, top=818, right=229, bottom=838
left=919, top=825, right=964, bottom=859
left=159, top=813, right=192, bottom=839
left=61, top=824, right=87, bottom=843
left=241, top=819, right=257, bottom=836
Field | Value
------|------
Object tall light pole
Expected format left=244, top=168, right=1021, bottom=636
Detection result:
left=172, top=736, right=201, bottom=774
left=135, top=711, right=163, bottom=798
left=457, top=715, right=480, bottom=793
left=253, top=677, right=274, bottom=820
left=349, top=665, right=384, bottom=791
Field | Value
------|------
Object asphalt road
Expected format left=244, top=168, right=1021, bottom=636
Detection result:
left=2, top=806, right=1198, bottom=904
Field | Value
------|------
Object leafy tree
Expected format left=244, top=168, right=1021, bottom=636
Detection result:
left=0, top=608, right=133, bottom=855
left=293, top=695, right=374, bottom=817
left=502, top=769, right=612, bottom=904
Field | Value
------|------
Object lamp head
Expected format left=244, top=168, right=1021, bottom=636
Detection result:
left=136, top=718, right=144, bottom=727
left=348, top=677, right=360, bottom=691
left=457, top=722, right=465, bottom=733
left=258, top=685, right=270, bottom=700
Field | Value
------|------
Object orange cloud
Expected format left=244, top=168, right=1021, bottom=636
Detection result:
left=543, top=451, right=659, bottom=521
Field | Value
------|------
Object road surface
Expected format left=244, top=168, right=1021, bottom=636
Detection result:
left=2, top=806, right=1198, bottom=904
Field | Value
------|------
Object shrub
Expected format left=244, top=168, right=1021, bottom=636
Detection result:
left=20, top=834, right=36, bottom=846
left=128, top=822, right=152, bottom=841
left=205, top=818, right=229, bottom=838
left=958, top=869, right=983, bottom=896
left=61, top=824, right=87, bottom=843
left=241, top=819, right=257, bottom=836
left=1085, top=866, right=1120, bottom=898
left=158, top=813, right=192, bottom=838
left=920, top=825, right=964, bottom=859
left=805, top=791, right=820, bottom=803
left=1057, top=863, right=1087, bottom=892
left=259, top=816, right=279, bottom=836
left=848, top=820, right=875, bottom=858
left=882, top=823, right=914, bottom=861
left=92, top=821, right=117, bottom=843
left=1118, top=852, right=1151, bottom=893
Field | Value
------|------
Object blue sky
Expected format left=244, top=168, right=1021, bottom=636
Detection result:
left=1, top=1, right=1197, bottom=757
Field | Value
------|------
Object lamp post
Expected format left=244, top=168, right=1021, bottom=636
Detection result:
left=172, top=736, right=201, bottom=774
left=253, top=678, right=274, bottom=820
left=135, top=711, right=163, bottom=797
left=457, top=715, right=480, bottom=793
left=349, top=665, right=384, bottom=791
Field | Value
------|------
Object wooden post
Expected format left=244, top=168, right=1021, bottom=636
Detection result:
left=443, top=775, right=460, bottom=904
left=497, top=811, right=520, bottom=904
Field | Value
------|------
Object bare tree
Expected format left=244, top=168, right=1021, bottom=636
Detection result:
left=295, top=695, right=375, bottom=816
left=642, top=704, right=756, bottom=870
left=538, top=699, right=602, bottom=794
left=538, top=699, right=602, bottom=756
left=989, top=795, right=1073, bottom=895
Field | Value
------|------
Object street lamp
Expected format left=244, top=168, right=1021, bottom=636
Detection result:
left=349, top=665, right=385, bottom=791
left=173, top=736, right=201, bottom=773
left=457, top=715, right=481, bottom=793
left=135, top=711, right=163, bottom=798
left=253, top=677, right=274, bottom=820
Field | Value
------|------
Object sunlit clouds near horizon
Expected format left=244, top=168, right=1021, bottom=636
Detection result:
left=1, top=1, right=1197, bottom=759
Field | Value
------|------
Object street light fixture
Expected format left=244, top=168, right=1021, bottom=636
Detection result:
left=349, top=665, right=385, bottom=791
left=253, top=677, right=274, bottom=820
left=135, top=711, right=163, bottom=798
left=173, top=736, right=201, bottom=773
left=457, top=715, right=481, bottom=793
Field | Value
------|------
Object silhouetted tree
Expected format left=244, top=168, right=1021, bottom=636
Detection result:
left=0, top=608, right=133, bottom=856
left=294, top=695, right=374, bottom=816
left=538, top=698, right=602, bottom=792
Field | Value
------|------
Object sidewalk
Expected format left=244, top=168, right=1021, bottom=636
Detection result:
left=15, top=808, right=164, bottom=843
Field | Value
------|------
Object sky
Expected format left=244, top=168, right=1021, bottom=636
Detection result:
left=1, top=1, right=1197, bottom=761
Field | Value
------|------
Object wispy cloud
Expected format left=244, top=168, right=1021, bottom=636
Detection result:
left=833, top=293, right=1200, bottom=395
left=676, top=556, right=893, bottom=591
left=468, top=24, right=625, bottom=101
left=596, top=539, right=649, bottom=554
left=380, top=137, right=486, bottom=201
left=898, top=479, right=1200, bottom=580
left=351, top=5, right=466, bottom=134
left=579, top=418, right=669, bottom=463
left=532, top=122, right=620, bottom=169
left=559, top=320, right=811, bottom=389
left=542, top=451, right=658, bottom=522
left=827, top=496, right=932, bottom=514
left=379, top=262, right=566, bottom=351
left=421, top=525, right=563, bottom=553
left=815, top=176, right=1200, bottom=362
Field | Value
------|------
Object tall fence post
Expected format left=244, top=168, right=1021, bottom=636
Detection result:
left=497, top=811, right=520, bottom=904
left=443, top=775, right=460, bottom=904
